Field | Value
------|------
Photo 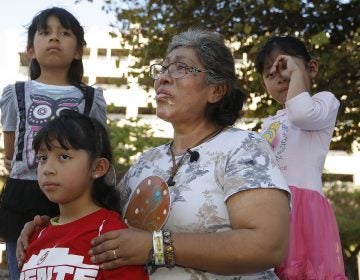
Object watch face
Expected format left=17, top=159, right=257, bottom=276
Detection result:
left=124, top=176, right=170, bottom=231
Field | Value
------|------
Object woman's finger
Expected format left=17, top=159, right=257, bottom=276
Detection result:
left=89, top=231, right=126, bottom=264
left=16, top=215, right=51, bottom=265
left=91, top=229, right=121, bottom=246
left=90, top=247, right=117, bottom=264
left=16, top=220, right=35, bottom=266
left=99, top=258, right=126, bottom=270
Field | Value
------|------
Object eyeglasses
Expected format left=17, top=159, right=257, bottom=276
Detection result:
left=149, top=62, right=209, bottom=80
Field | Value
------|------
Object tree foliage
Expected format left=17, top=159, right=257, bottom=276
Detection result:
left=83, top=0, right=359, bottom=151
left=326, top=184, right=360, bottom=279
left=108, top=117, right=169, bottom=177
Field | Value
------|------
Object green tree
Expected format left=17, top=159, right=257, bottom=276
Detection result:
left=108, top=118, right=169, bottom=177
left=81, top=0, right=359, bottom=151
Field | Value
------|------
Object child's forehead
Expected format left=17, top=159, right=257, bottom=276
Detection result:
left=39, top=137, right=71, bottom=151
left=39, top=139, right=61, bottom=149
left=37, top=15, right=67, bottom=29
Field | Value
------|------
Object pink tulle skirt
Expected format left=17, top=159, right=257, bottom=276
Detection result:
left=275, top=186, right=347, bottom=280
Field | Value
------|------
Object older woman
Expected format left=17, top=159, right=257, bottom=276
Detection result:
left=18, top=29, right=290, bottom=279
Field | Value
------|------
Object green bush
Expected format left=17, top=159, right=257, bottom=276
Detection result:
left=107, top=117, right=169, bottom=178
left=325, top=183, right=360, bottom=279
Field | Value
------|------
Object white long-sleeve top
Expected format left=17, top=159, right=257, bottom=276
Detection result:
left=261, top=91, right=340, bottom=195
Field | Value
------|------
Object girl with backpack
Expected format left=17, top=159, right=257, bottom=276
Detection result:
left=0, top=7, right=106, bottom=279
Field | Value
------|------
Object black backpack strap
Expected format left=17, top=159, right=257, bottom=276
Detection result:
left=83, top=86, right=95, bottom=116
left=15, top=82, right=26, bottom=161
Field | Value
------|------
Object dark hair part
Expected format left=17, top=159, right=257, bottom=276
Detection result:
left=167, top=28, right=246, bottom=126
left=33, top=110, right=120, bottom=213
left=255, top=35, right=313, bottom=75
left=27, top=7, right=86, bottom=90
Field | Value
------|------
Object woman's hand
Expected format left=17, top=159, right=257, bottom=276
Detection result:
left=89, top=227, right=152, bottom=270
left=16, top=215, right=50, bottom=266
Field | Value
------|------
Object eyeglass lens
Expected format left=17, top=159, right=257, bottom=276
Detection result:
left=151, top=63, right=187, bottom=79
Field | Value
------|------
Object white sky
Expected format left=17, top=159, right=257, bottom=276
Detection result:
left=0, top=0, right=115, bottom=86
left=0, top=0, right=113, bottom=30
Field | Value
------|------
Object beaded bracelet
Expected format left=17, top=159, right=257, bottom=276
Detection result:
left=162, top=229, right=176, bottom=269
left=152, top=230, right=165, bottom=265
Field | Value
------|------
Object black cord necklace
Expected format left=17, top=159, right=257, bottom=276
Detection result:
left=166, top=127, right=225, bottom=186
left=167, top=151, right=187, bottom=186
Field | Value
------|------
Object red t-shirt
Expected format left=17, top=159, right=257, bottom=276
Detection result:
left=20, top=208, right=148, bottom=279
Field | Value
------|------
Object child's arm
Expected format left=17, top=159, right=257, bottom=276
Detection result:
left=3, top=131, right=15, bottom=171
left=1, top=84, right=17, bottom=172
left=285, top=91, right=340, bottom=131
left=270, top=55, right=339, bottom=130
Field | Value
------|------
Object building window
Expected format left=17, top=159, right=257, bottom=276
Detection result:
left=96, top=76, right=127, bottom=86
left=107, top=104, right=126, bottom=114
left=138, top=103, right=156, bottom=115
left=97, top=48, right=107, bottom=56
left=83, top=48, right=91, bottom=56
left=111, top=49, right=130, bottom=57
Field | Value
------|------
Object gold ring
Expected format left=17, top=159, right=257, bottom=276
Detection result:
left=113, top=249, right=117, bottom=259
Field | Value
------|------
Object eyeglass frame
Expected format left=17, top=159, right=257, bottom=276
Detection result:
left=149, top=62, right=210, bottom=80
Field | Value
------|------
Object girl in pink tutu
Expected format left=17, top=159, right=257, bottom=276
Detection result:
left=255, top=35, right=347, bottom=279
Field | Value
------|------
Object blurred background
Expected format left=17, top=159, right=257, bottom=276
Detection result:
left=0, top=0, right=359, bottom=279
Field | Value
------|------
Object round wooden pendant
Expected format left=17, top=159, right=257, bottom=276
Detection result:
left=124, top=176, right=170, bottom=231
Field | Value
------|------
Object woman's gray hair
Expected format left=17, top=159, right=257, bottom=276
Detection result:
left=167, top=28, right=237, bottom=91
left=166, top=28, right=245, bottom=126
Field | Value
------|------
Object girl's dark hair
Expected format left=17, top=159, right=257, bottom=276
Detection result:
left=255, top=35, right=313, bottom=75
left=27, top=7, right=87, bottom=91
left=33, top=110, right=120, bottom=213
left=167, top=28, right=246, bottom=126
